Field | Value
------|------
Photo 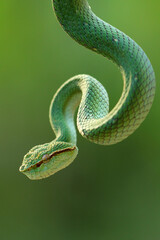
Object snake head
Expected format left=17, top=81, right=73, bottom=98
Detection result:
left=19, top=141, right=78, bottom=180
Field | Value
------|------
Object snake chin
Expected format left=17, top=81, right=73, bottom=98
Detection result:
left=19, top=141, right=78, bottom=180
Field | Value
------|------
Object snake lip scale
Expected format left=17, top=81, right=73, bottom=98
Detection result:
left=19, top=0, right=156, bottom=180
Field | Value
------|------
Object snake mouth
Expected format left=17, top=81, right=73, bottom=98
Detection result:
left=19, top=147, right=76, bottom=173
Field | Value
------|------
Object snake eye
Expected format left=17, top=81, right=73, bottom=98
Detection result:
left=42, top=154, right=50, bottom=161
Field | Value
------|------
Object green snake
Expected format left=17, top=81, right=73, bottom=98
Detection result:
left=19, top=0, right=156, bottom=180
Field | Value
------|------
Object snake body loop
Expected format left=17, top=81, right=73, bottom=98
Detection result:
left=19, top=0, right=155, bottom=180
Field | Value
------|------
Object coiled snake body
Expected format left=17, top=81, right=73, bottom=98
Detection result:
left=19, top=0, right=156, bottom=180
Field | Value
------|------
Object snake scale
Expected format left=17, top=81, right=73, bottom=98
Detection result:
left=19, top=0, right=156, bottom=180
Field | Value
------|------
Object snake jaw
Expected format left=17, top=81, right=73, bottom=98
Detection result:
left=19, top=157, right=50, bottom=173
left=19, top=142, right=78, bottom=180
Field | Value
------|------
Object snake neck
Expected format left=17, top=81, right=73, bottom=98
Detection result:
left=49, top=77, right=81, bottom=145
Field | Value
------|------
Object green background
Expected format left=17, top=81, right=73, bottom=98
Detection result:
left=0, top=0, right=159, bottom=239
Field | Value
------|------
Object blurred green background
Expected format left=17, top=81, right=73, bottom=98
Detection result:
left=0, top=0, right=159, bottom=239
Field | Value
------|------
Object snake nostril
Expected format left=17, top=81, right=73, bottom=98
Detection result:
left=19, top=165, right=25, bottom=171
